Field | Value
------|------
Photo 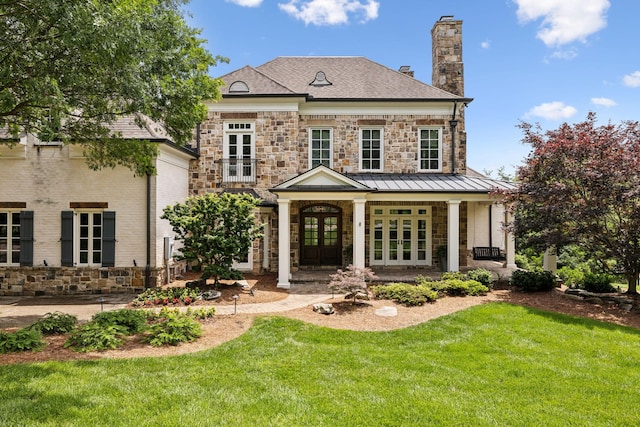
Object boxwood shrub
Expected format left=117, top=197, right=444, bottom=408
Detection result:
left=371, top=283, right=439, bottom=306
left=510, top=270, right=556, bottom=292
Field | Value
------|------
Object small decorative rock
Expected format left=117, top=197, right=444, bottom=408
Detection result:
left=202, top=290, right=222, bottom=300
left=313, top=303, right=334, bottom=315
left=375, top=306, right=398, bottom=317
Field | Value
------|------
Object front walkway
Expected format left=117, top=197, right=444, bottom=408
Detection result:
left=0, top=260, right=516, bottom=328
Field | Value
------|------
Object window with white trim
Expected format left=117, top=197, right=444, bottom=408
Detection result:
left=77, top=212, right=103, bottom=265
left=360, top=128, right=383, bottom=171
left=223, top=122, right=255, bottom=182
left=0, top=211, right=20, bottom=265
left=418, top=128, right=442, bottom=171
left=309, top=128, right=332, bottom=168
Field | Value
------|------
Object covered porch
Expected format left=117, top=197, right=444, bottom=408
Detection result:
left=270, top=166, right=517, bottom=289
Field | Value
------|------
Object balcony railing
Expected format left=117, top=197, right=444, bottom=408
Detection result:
left=219, top=158, right=257, bottom=183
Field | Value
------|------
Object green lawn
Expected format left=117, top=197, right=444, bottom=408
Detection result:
left=1, top=303, right=640, bottom=426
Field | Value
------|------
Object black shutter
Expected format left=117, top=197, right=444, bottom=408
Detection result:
left=61, top=211, right=74, bottom=266
left=19, top=211, right=34, bottom=267
left=102, top=211, right=116, bottom=267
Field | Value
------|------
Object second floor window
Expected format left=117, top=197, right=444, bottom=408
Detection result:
left=418, top=128, right=442, bottom=171
left=310, top=128, right=332, bottom=168
left=360, top=128, right=383, bottom=171
left=223, top=122, right=255, bottom=182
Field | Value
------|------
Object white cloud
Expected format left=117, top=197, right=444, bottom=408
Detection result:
left=226, top=0, right=263, bottom=6
left=513, top=0, right=610, bottom=47
left=278, top=0, right=379, bottom=26
left=590, top=97, right=617, bottom=107
left=623, top=71, right=640, bottom=88
left=591, top=97, right=617, bottom=107
left=481, top=40, right=490, bottom=49
left=525, top=102, right=578, bottom=120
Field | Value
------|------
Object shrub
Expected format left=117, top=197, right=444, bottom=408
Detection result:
left=92, top=309, right=148, bottom=335
left=64, top=322, right=127, bottom=352
left=371, top=283, right=439, bottom=307
left=28, top=312, right=78, bottom=335
left=433, top=279, right=489, bottom=296
left=582, top=273, right=617, bottom=293
left=557, top=266, right=585, bottom=289
left=510, top=270, right=556, bottom=292
left=441, top=271, right=467, bottom=281
left=185, top=306, right=216, bottom=320
left=143, top=312, right=202, bottom=347
left=467, top=268, right=494, bottom=289
left=0, top=328, right=44, bottom=353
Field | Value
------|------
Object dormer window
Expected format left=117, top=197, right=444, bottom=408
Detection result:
left=310, top=71, right=332, bottom=87
left=229, top=81, right=250, bottom=93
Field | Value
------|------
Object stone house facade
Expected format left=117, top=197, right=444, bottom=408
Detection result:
left=190, top=16, right=516, bottom=288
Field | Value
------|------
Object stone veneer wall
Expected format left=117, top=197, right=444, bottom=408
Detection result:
left=190, top=112, right=467, bottom=196
left=0, top=267, right=164, bottom=296
left=190, top=110, right=470, bottom=274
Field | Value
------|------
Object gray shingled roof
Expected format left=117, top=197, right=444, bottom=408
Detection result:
left=220, top=56, right=469, bottom=101
left=109, top=114, right=171, bottom=140
left=1, top=114, right=171, bottom=141
left=347, top=173, right=516, bottom=193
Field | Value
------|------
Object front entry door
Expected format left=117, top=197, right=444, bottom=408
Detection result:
left=301, top=205, right=342, bottom=266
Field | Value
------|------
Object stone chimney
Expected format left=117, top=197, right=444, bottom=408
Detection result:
left=431, top=16, right=464, bottom=96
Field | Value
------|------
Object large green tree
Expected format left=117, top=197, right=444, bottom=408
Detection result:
left=161, top=193, right=264, bottom=284
left=0, top=0, right=225, bottom=175
left=501, top=113, right=640, bottom=294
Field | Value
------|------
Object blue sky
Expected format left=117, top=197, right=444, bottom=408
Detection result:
left=184, top=0, right=640, bottom=176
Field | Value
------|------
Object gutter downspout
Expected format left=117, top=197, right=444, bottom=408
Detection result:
left=449, top=101, right=459, bottom=174
left=145, top=173, right=151, bottom=289
left=196, top=123, right=201, bottom=155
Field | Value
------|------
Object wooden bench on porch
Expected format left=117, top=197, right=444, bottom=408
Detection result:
left=472, top=246, right=505, bottom=261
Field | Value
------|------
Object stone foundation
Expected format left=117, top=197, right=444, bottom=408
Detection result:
left=0, top=267, right=164, bottom=296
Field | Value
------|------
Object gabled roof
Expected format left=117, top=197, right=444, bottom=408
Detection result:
left=221, top=56, right=471, bottom=102
left=271, top=165, right=373, bottom=192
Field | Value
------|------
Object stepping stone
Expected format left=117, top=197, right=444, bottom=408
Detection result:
left=375, top=306, right=398, bottom=317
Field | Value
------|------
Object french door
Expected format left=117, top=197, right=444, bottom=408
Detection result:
left=370, top=207, right=431, bottom=266
left=300, top=205, right=342, bottom=266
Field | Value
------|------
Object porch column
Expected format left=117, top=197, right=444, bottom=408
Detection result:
left=352, top=198, right=366, bottom=268
left=277, top=199, right=291, bottom=289
left=504, top=210, right=517, bottom=269
left=447, top=200, right=461, bottom=272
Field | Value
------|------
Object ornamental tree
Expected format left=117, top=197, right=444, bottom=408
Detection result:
left=329, top=265, right=378, bottom=304
left=161, top=193, right=264, bottom=284
left=0, top=0, right=226, bottom=175
left=501, top=113, right=640, bottom=293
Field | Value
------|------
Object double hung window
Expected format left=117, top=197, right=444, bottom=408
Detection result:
left=309, top=128, right=332, bottom=168
left=418, top=128, right=442, bottom=171
left=360, top=128, right=383, bottom=171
